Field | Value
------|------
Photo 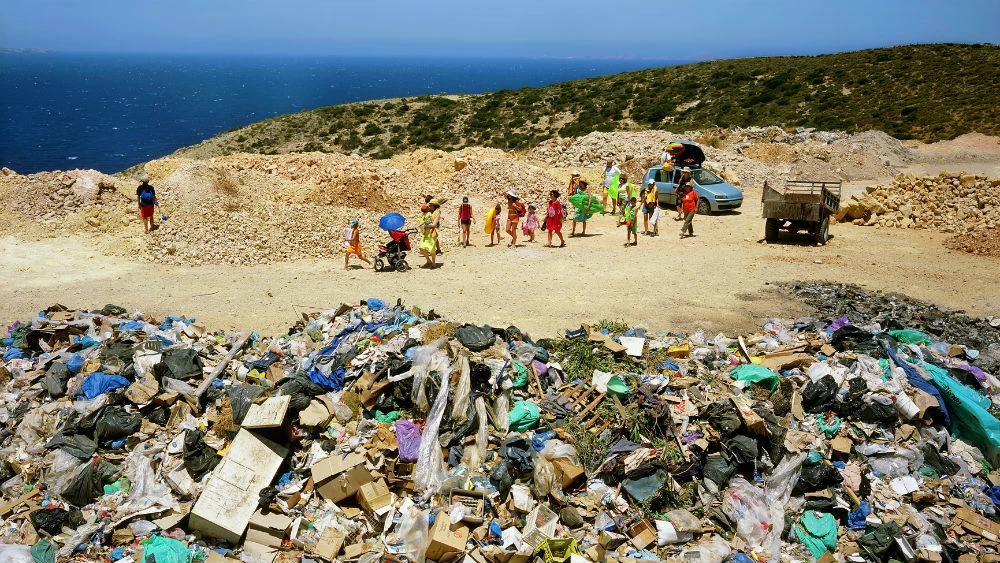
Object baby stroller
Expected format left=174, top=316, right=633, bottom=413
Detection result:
left=374, top=228, right=416, bottom=272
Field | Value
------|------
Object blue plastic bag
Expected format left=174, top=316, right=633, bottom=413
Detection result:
left=81, top=372, right=130, bottom=399
left=66, top=354, right=84, bottom=374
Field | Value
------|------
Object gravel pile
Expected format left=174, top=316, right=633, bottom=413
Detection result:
left=441, top=158, right=562, bottom=208
left=2, top=170, right=129, bottom=220
left=945, top=229, right=1000, bottom=258
left=838, top=173, right=1000, bottom=234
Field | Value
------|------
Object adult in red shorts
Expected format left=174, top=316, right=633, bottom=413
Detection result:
left=136, top=174, right=158, bottom=233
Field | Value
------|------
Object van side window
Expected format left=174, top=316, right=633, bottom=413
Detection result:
left=656, top=169, right=669, bottom=183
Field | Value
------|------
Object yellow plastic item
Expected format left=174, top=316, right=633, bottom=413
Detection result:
left=484, top=208, right=497, bottom=233
left=666, top=344, right=690, bottom=358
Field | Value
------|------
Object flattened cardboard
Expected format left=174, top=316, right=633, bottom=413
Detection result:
left=315, top=528, right=346, bottom=561
left=241, top=395, right=291, bottom=429
left=189, top=429, right=289, bottom=544
left=357, top=478, right=392, bottom=514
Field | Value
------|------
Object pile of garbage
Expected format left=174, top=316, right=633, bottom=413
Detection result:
left=837, top=173, right=1000, bottom=234
left=4, top=287, right=1000, bottom=563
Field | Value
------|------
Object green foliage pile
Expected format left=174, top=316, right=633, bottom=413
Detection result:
left=177, top=44, right=1000, bottom=160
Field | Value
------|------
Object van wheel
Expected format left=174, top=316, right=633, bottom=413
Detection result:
left=697, top=198, right=711, bottom=215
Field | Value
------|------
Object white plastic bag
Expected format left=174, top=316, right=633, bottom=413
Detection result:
left=451, top=355, right=471, bottom=423
left=0, top=545, right=33, bottom=563
left=540, top=439, right=578, bottom=463
left=655, top=520, right=693, bottom=546
left=413, top=350, right=452, bottom=494
left=118, top=454, right=180, bottom=515
left=397, top=506, right=429, bottom=563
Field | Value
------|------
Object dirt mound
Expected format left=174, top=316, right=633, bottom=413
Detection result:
left=442, top=159, right=562, bottom=208
left=1, top=169, right=129, bottom=220
left=945, top=229, right=1000, bottom=257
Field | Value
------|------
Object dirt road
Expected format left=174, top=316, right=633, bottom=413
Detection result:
left=3, top=162, right=997, bottom=338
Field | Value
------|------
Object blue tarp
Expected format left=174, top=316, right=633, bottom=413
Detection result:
left=921, top=360, right=1000, bottom=465
left=81, top=372, right=131, bottom=399
left=882, top=344, right=951, bottom=427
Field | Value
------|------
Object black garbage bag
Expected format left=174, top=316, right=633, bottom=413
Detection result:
left=727, top=434, right=759, bottom=464
left=469, top=362, right=493, bottom=395
left=183, top=428, right=220, bottom=481
left=857, top=398, right=899, bottom=425
left=145, top=405, right=170, bottom=426
left=703, top=452, right=737, bottom=487
left=918, top=442, right=960, bottom=476
left=61, top=462, right=101, bottom=507
left=154, top=348, right=204, bottom=380
left=30, top=508, right=72, bottom=534
left=703, top=400, right=743, bottom=437
left=59, top=406, right=106, bottom=438
left=100, top=342, right=135, bottom=367
left=858, top=521, right=904, bottom=558
left=498, top=437, right=535, bottom=474
left=43, top=362, right=71, bottom=398
left=670, top=459, right=703, bottom=481
left=276, top=374, right=325, bottom=411
left=94, top=407, right=142, bottom=443
left=802, top=375, right=839, bottom=413
left=489, top=459, right=515, bottom=500
left=831, top=326, right=875, bottom=352
left=45, top=433, right=97, bottom=459
left=793, top=462, right=843, bottom=495
left=229, top=384, right=265, bottom=424
left=258, top=487, right=279, bottom=509
left=454, top=324, right=496, bottom=352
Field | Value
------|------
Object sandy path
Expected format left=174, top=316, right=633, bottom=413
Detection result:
left=3, top=179, right=998, bottom=338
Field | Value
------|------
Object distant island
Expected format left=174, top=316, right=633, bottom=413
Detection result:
left=173, top=43, right=1000, bottom=162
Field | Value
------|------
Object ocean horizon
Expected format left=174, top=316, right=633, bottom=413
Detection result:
left=0, top=52, right=684, bottom=174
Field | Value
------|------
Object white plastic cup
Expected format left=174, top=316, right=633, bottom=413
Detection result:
left=895, top=392, right=920, bottom=419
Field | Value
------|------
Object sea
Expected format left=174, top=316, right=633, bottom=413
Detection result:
left=0, top=52, right=681, bottom=174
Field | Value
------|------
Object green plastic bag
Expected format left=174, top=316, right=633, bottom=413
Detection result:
left=141, top=535, right=192, bottom=563
left=730, top=364, right=779, bottom=391
left=922, top=360, right=1000, bottom=464
left=888, top=329, right=930, bottom=345
left=31, top=540, right=55, bottom=563
left=795, top=511, right=838, bottom=558
left=512, top=360, right=530, bottom=389
left=374, top=410, right=402, bottom=423
left=606, top=375, right=631, bottom=399
left=508, top=400, right=540, bottom=432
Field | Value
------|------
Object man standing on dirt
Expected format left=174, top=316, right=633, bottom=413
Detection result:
left=601, top=159, right=620, bottom=214
left=136, top=174, right=158, bottom=234
left=680, top=183, right=698, bottom=238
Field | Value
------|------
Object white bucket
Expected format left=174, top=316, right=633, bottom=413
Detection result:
left=895, top=392, right=920, bottom=419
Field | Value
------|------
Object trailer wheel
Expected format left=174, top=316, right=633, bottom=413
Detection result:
left=814, top=216, right=830, bottom=245
left=765, top=218, right=780, bottom=242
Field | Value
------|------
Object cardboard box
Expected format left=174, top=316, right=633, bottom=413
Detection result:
left=356, top=478, right=392, bottom=513
left=731, top=396, right=765, bottom=436
left=550, top=458, right=585, bottom=490
left=426, top=515, right=469, bottom=562
left=188, top=429, right=289, bottom=544
left=246, top=510, right=292, bottom=548
left=628, top=520, right=657, bottom=549
left=311, top=452, right=375, bottom=502
left=314, top=527, right=346, bottom=561
left=955, top=507, right=1000, bottom=541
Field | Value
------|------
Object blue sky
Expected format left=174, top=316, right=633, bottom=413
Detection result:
left=2, top=0, right=998, bottom=59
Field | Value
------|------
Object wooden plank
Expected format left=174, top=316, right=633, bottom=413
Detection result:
left=195, top=331, right=252, bottom=398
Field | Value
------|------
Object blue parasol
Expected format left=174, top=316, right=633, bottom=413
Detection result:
left=378, top=212, right=406, bottom=231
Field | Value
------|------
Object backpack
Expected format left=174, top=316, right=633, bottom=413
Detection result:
left=513, top=201, right=526, bottom=218
left=138, top=187, right=155, bottom=207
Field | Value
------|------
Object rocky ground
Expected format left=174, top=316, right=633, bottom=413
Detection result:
left=0, top=127, right=998, bottom=334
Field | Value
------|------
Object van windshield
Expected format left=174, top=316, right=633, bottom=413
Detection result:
left=692, top=169, right=723, bottom=185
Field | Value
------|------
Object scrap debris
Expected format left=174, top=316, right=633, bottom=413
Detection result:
left=1, top=287, right=999, bottom=563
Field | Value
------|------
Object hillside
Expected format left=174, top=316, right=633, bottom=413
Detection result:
left=172, top=43, right=999, bottom=162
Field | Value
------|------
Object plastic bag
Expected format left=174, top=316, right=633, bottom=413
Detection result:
left=508, top=401, right=539, bottom=432
left=141, top=535, right=192, bottom=563
left=680, top=535, right=731, bottom=563
left=0, top=545, right=32, bottom=563
left=721, top=478, right=773, bottom=547
left=655, top=520, right=693, bottom=546
left=57, top=520, right=104, bottom=559
left=454, top=324, right=495, bottom=352
left=395, top=420, right=422, bottom=463
left=397, top=506, right=429, bottom=563
left=61, top=460, right=100, bottom=507
left=540, top=440, right=578, bottom=463
left=119, top=454, right=179, bottom=514
left=80, top=372, right=130, bottom=400
left=408, top=340, right=448, bottom=413
left=95, top=407, right=142, bottom=443
left=43, top=450, right=87, bottom=497
left=451, top=355, right=471, bottom=423
left=183, top=428, right=220, bottom=481
left=531, top=456, right=556, bottom=498
left=413, top=349, right=452, bottom=493
left=471, top=397, right=488, bottom=467
left=730, top=364, right=779, bottom=391
left=664, top=509, right=701, bottom=533
left=494, top=389, right=510, bottom=433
